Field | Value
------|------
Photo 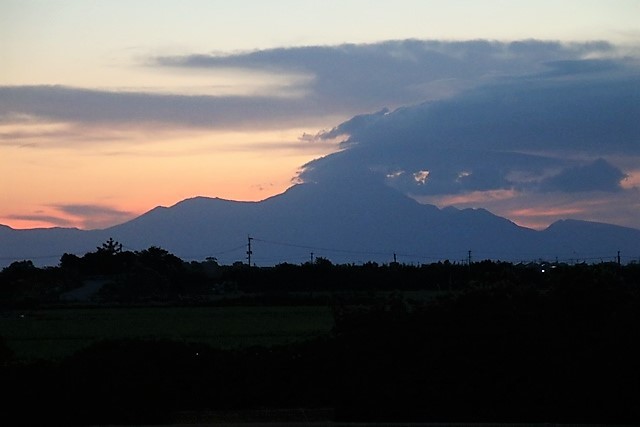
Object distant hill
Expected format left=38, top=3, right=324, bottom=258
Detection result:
left=2, top=181, right=639, bottom=267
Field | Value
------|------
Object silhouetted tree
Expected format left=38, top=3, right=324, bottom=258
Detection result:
left=98, top=237, right=123, bottom=255
left=136, top=246, right=183, bottom=274
left=1, top=260, right=36, bottom=278
left=59, top=253, right=81, bottom=271
left=80, top=239, right=133, bottom=275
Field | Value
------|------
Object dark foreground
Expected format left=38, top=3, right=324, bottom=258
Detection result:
left=1, top=259, right=640, bottom=425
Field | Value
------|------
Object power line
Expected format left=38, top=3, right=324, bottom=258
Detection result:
left=254, top=237, right=409, bottom=258
left=2, top=234, right=638, bottom=267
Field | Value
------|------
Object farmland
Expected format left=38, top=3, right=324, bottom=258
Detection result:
left=2, top=254, right=640, bottom=424
left=0, top=305, right=334, bottom=361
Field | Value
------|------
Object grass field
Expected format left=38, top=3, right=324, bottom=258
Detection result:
left=0, top=305, right=334, bottom=361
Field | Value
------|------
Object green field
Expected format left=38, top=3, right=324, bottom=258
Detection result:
left=0, top=305, right=334, bottom=361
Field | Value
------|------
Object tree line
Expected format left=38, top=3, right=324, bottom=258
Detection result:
left=2, top=239, right=640, bottom=424
left=2, top=264, right=640, bottom=424
left=2, top=238, right=640, bottom=305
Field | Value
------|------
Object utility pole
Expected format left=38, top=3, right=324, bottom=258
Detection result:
left=468, top=250, right=472, bottom=266
left=393, top=252, right=397, bottom=263
left=617, top=250, right=621, bottom=266
left=247, top=235, right=253, bottom=267
left=310, top=252, right=314, bottom=264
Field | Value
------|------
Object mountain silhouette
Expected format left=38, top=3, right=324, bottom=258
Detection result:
left=2, top=181, right=639, bottom=267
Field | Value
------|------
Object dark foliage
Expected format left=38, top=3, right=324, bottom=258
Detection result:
left=1, top=241, right=214, bottom=304
left=4, top=239, right=640, bottom=305
left=0, top=335, right=14, bottom=365
left=0, top=260, right=71, bottom=305
left=3, top=263, right=640, bottom=424
left=329, top=278, right=640, bottom=422
left=2, top=243, right=640, bottom=423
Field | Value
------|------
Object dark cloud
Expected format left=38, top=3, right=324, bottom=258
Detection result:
left=53, top=204, right=132, bottom=218
left=540, top=59, right=624, bottom=77
left=299, top=70, right=640, bottom=199
left=1, top=40, right=628, bottom=135
left=157, top=39, right=619, bottom=110
left=539, top=158, right=627, bottom=193
left=302, top=145, right=563, bottom=196
left=51, top=204, right=134, bottom=229
left=0, top=85, right=315, bottom=130
left=318, top=74, right=639, bottom=154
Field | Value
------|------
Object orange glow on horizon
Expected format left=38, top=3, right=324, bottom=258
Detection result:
left=509, top=207, right=584, bottom=218
left=412, top=188, right=640, bottom=231
left=413, top=189, right=518, bottom=206
left=0, top=125, right=339, bottom=230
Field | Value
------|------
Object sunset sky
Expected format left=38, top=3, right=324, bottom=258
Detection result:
left=2, top=0, right=639, bottom=230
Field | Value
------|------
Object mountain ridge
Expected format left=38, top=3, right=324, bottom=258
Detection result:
left=2, top=182, right=639, bottom=267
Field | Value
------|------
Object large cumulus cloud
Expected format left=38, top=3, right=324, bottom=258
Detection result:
left=298, top=60, right=640, bottom=228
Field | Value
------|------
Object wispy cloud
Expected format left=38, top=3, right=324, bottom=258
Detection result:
left=6, top=213, right=77, bottom=228
left=155, top=39, right=620, bottom=109
left=1, top=40, right=627, bottom=137
left=8, top=204, right=135, bottom=230
left=0, top=85, right=319, bottom=130
left=51, top=204, right=135, bottom=229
